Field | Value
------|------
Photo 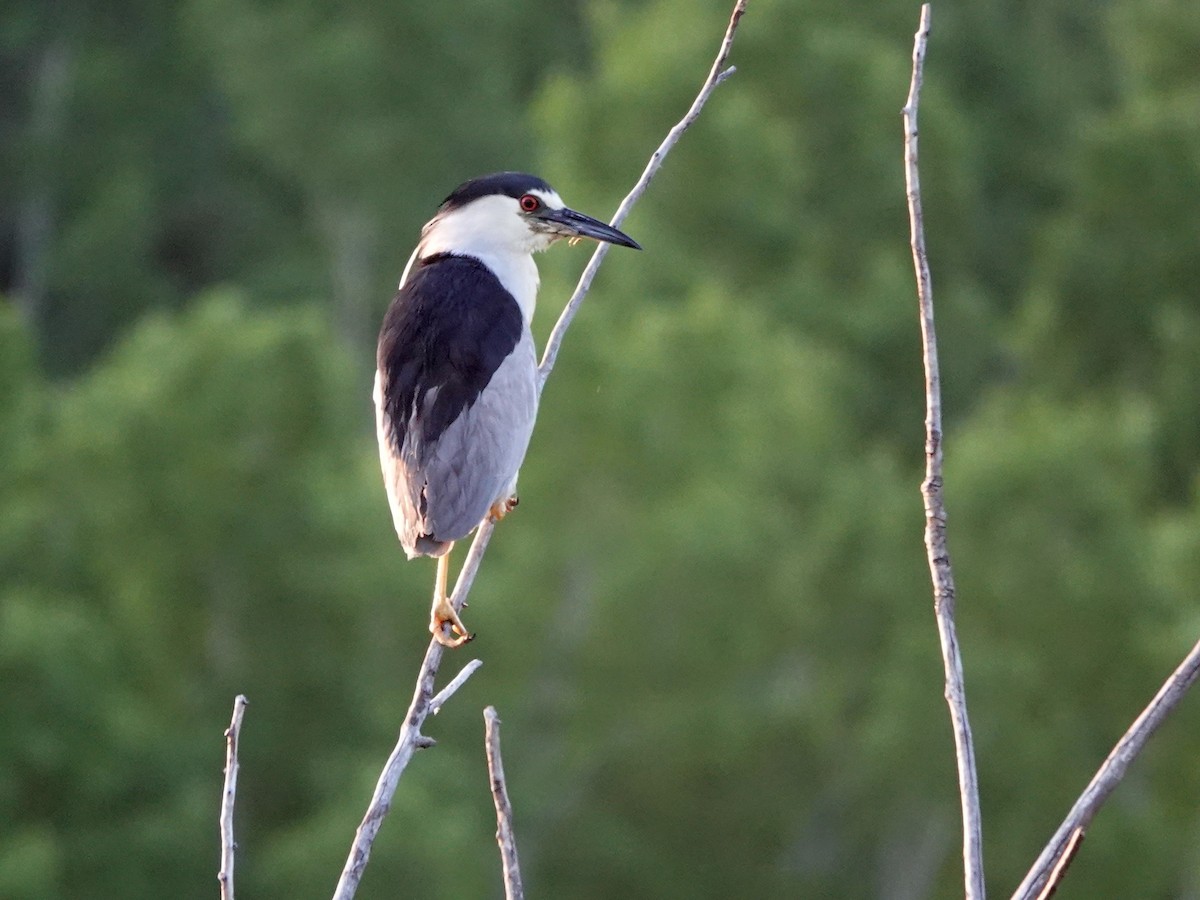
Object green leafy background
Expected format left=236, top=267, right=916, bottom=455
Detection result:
left=3, top=0, right=1199, bottom=896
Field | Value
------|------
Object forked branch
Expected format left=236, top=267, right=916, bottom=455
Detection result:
left=330, top=531, right=491, bottom=900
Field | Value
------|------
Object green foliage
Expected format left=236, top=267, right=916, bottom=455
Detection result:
left=3, top=0, right=1200, bottom=897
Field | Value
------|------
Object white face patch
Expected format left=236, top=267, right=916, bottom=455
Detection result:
left=526, top=188, right=564, bottom=211
left=416, top=195, right=545, bottom=323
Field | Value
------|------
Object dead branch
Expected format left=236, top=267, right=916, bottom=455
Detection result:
left=1012, top=638, right=1200, bottom=899
left=1033, top=827, right=1084, bottom=900
left=537, top=0, right=747, bottom=391
left=485, top=707, right=524, bottom=900
left=431, top=658, right=485, bottom=715
left=219, top=695, right=248, bottom=900
left=902, top=6, right=987, bottom=898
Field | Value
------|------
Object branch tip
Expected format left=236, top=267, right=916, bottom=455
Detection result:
left=431, top=658, right=484, bottom=715
left=537, top=0, right=748, bottom=387
left=219, top=695, right=248, bottom=900
left=485, top=707, right=524, bottom=900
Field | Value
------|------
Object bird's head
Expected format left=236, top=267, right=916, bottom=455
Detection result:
left=418, top=172, right=641, bottom=260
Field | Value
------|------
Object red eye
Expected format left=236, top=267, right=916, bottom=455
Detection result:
left=519, top=194, right=540, bottom=212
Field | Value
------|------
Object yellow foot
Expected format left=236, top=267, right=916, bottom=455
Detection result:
left=488, top=495, right=519, bottom=522
left=430, top=592, right=474, bottom=647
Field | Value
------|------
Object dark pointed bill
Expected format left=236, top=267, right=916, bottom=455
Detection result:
left=539, top=207, right=642, bottom=250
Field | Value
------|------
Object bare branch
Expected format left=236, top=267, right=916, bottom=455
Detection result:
left=431, top=658, right=484, bottom=715
left=219, top=695, right=248, bottom=900
left=1012, top=637, right=1200, bottom=899
left=332, top=5, right=749, bottom=895
left=537, top=0, right=748, bottom=390
left=903, top=7, right=986, bottom=899
left=485, top=707, right=524, bottom=900
left=1033, top=827, right=1084, bottom=900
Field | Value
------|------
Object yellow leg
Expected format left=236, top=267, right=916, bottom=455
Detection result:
left=429, top=548, right=473, bottom=647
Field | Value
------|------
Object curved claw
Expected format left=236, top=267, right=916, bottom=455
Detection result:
left=429, top=588, right=474, bottom=647
left=431, top=618, right=475, bottom=648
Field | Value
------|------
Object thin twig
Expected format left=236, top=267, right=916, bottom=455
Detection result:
left=1012, top=637, right=1200, bottom=899
left=537, top=0, right=747, bottom=391
left=485, top=707, right=524, bottom=900
left=431, top=658, right=484, bottom=715
left=332, top=5, right=748, bottom=896
left=219, top=695, right=248, bottom=900
left=903, top=7, right=986, bottom=899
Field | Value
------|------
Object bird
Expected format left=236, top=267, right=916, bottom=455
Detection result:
left=374, top=172, right=641, bottom=647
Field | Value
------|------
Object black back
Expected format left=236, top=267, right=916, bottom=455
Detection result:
left=377, top=253, right=524, bottom=457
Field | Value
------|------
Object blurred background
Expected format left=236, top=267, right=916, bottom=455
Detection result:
left=2, top=0, right=1199, bottom=896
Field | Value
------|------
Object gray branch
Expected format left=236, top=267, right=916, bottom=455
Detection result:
left=431, top=658, right=484, bottom=715
left=899, top=8, right=1200, bottom=897
left=219, top=695, right=248, bottom=900
left=1012, top=637, right=1200, bottom=899
left=902, top=7, right=987, bottom=899
left=537, top=0, right=747, bottom=392
left=485, top=707, right=524, bottom=900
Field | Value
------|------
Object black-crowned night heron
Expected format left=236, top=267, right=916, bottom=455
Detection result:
left=374, top=172, right=640, bottom=647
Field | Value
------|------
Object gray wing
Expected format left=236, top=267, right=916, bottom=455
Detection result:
left=375, top=329, right=538, bottom=557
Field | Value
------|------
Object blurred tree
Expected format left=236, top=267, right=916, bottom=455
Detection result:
left=1, top=0, right=260, bottom=370
left=183, top=0, right=587, bottom=347
left=0, top=295, right=463, bottom=898
left=532, top=0, right=1021, bottom=447
left=1, top=0, right=586, bottom=373
left=1014, top=0, right=1200, bottom=500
